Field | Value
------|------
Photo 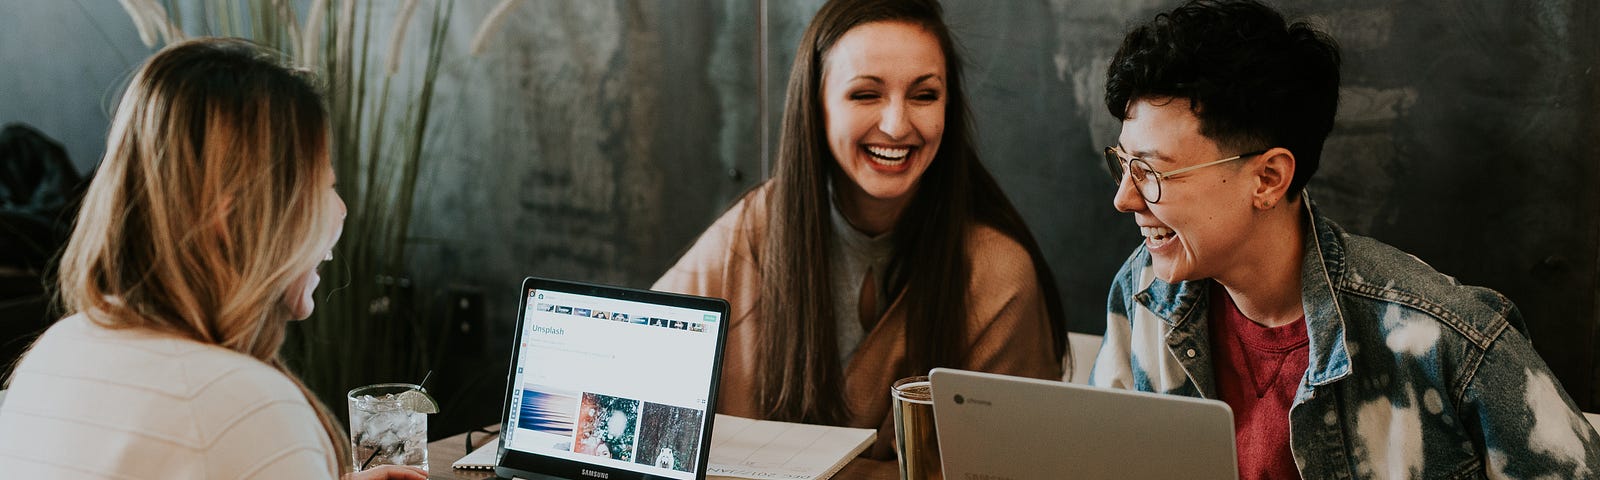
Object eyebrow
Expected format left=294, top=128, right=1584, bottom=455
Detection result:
left=848, top=73, right=945, bottom=85
left=1122, top=145, right=1174, bottom=164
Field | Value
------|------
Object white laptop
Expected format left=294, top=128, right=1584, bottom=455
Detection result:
left=930, top=368, right=1238, bottom=480
left=492, top=277, right=730, bottom=480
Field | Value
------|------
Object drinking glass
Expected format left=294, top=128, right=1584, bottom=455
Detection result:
left=348, top=383, right=430, bottom=470
left=891, top=375, right=941, bottom=480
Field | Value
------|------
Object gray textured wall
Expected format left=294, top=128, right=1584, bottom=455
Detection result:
left=3, top=0, right=1598, bottom=417
left=412, top=0, right=760, bottom=324
left=0, top=2, right=148, bottom=173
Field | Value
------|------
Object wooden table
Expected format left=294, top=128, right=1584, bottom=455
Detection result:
left=426, top=428, right=497, bottom=480
left=425, top=428, right=898, bottom=480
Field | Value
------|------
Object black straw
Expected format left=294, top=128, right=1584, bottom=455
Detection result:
left=361, top=447, right=380, bottom=470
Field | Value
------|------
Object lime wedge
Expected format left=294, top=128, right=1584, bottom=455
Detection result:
left=398, top=389, right=440, bottom=414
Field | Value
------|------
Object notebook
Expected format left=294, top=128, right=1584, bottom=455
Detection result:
left=705, top=414, right=875, bottom=480
left=453, top=439, right=498, bottom=470
left=930, top=368, right=1238, bottom=480
left=488, top=277, right=731, bottom=480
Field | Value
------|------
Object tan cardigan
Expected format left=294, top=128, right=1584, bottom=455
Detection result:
left=653, top=184, right=1061, bottom=459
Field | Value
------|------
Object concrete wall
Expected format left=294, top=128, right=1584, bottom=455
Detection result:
left=0, top=1, right=149, bottom=173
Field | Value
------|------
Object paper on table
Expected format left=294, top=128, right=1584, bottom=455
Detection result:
left=707, top=414, right=876, bottom=480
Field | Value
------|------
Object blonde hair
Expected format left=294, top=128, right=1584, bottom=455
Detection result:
left=57, top=37, right=349, bottom=475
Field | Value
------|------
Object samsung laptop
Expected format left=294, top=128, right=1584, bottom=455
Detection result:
left=493, top=277, right=730, bottom=480
left=930, top=368, right=1238, bottom=480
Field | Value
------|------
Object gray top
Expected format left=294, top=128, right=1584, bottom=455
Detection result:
left=827, top=197, right=896, bottom=365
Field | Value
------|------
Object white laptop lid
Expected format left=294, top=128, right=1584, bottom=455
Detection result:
left=930, top=368, right=1238, bottom=480
left=495, top=277, right=730, bottom=480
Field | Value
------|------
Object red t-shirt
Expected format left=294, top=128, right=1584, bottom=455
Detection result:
left=1208, top=287, right=1308, bottom=480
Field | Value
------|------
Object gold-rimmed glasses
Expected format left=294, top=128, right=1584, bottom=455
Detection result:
left=1104, top=145, right=1267, bottom=204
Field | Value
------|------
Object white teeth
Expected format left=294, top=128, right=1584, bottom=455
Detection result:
left=866, top=145, right=910, bottom=162
left=1140, top=226, right=1175, bottom=240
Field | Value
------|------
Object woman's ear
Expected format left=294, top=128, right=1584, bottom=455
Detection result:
left=1252, top=147, right=1295, bottom=210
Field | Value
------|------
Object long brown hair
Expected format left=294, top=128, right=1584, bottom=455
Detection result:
left=759, top=0, right=1067, bottom=425
left=56, top=38, right=350, bottom=474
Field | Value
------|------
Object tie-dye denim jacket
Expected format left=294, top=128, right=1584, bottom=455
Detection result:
left=1089, top=200, right=1600, bottom=479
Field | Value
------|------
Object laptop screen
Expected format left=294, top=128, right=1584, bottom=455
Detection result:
left=499, top=279, right=726, bottom=480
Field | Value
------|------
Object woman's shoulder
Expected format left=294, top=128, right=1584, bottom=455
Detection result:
left=714, top=181, right=774, bottom=231
left=683, top=183, right=772, bottom=250
left=21, top=313, right=306, bottom=407
left=1, top=315, right=325, bottom=475
left=20, top=314, right=247, bottom=378
left=962, top=223, right=1037, bottom=283
left=653, top=182, right=772, bottom=292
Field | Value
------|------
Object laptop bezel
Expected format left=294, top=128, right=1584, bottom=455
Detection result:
left=494, top=276, right=730, bottom=480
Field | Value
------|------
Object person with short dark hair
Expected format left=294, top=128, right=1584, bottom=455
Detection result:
left=1089, top=1, right=1600, bottom=478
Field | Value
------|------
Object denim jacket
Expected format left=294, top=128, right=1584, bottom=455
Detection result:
left=1089, top=200, right=1600, bottom=479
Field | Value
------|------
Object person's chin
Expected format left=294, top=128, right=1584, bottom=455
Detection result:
left=856, top=176, right=920, bottom=203
left=1150, top=257, right=1193, bottom=284
left=290, top=303, right=314, bottom=320
left=289, top=275, right=321, bottom=320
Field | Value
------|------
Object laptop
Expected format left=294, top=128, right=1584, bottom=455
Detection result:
left=929, top=368, right=1238, bottom=480
left=492, top=277, right=730, bottom=480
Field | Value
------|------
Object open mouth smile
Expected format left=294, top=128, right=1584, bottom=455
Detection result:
left=866, top=145, right=912, bottom=166
left=1141, top=225, right=1177, bottom=249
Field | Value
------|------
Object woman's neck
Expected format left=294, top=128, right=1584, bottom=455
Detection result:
left=831, top=179, right=912, bottom=237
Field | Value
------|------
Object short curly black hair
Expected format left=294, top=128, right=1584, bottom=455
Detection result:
left=1106, top=0, right=1340, bottom=197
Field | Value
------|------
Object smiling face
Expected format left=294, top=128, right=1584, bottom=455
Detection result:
left=1113, top=97, right=1258, bottom=283
left=283, top=159, right=347, bottom=320
left=821, top=21, right=947, bottom=219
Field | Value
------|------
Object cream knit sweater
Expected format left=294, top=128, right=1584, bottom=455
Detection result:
left=0, top=314, right=339, bottom=479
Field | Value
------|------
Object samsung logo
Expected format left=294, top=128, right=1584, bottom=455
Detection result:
left=581, top=469, right=609, bottom=479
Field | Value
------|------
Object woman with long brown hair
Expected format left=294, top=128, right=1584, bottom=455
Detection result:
left=655, top=0, right=1066, bottom=459
left=0, top=38, right=422, bottom=479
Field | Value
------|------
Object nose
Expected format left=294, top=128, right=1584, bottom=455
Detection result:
left=1112, top=171, right=1147, bottom=213
left=877, top=99, right=911, bottom=140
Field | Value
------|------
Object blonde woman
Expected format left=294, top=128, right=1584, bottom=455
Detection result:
left=0, top=39, right=424, bottom=480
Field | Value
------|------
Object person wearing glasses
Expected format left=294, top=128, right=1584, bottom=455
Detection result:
left=1089, top=1, right=1600, bottom=478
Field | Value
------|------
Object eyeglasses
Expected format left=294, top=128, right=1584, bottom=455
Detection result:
left=1104, top=145, right=1267, bottom=204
